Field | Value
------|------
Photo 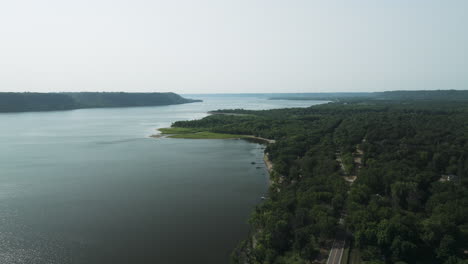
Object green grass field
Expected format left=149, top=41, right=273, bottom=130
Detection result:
left=158, top=127, right=247, bottom=139
left=158, top=127, right=201, bottom=134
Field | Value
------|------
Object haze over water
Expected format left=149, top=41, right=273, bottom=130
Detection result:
left=0, top=96, right=324, bottom=264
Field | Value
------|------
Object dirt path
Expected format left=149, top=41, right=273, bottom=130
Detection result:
left=336, top=143, right=364, bottom=184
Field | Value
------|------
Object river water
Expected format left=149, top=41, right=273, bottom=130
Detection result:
left=0, top=95, right=324, bottom=264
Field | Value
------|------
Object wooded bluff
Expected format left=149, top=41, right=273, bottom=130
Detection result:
left=0, top=92, right=201, bottom=112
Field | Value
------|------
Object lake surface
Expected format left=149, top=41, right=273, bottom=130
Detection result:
left=0, top=96, right=325, bottom=264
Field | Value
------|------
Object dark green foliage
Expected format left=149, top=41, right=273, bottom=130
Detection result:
left=0, top=92, right=200, bottom=112
left=175, top=99, right=468, bottom=264
left=65, top=92, right=200, bottom=108
left=0, top=92, right=78, bottom=112
left=269, top=89, right=468, bottom=102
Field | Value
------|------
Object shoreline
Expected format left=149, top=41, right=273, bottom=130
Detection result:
left=244, top=135, right=275, bottom=144
left=154, top=127, right=276, bottom=183
left=263, top=152, right=273, bottom=173
left=263, top=152, right=274, bottom=186
left=153, top=126, right=276, bottom=183
left=153, top=123, right=278, bottom=263
left=153, top=127, right=275, bottom=144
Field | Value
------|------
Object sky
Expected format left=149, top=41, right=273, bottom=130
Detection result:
left=0, top=0, right=467, bottom=93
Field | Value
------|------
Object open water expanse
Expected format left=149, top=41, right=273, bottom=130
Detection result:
left=0, top=95, right=324, bottom=264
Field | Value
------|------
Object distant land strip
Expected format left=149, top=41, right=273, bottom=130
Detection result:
left=268, top=89, right=468, bottom=101
left=0, top=92, right=202, bottom=113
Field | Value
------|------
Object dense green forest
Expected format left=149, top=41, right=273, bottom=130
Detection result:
left=270, top=89, right=468, bottom=102
left=0, top=92, right=201, bottom=112
left=171, top=98, right=468, bottom=264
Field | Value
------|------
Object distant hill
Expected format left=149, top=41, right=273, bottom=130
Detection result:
left=373, top=90, right=468, bottom=101
left=268, top=92, right=373, bottom=100
left=0, top=92, right=201, bottom=113
left=269, top=90, right=468, bottom=101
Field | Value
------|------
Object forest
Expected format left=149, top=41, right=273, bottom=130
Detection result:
left=269, top=89, right=468, bottom=102
left=171, top=98, right=468, bottom=264
left=0, top=92, right=200, bottom=112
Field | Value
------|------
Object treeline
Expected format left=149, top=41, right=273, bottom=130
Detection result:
left=269, top=89, right=468, bottom=102
left=375, top=90, right=468, bottom=101
left=172, top=100, right=468, bottom=264
left=0, top=92, right=201, bottom=113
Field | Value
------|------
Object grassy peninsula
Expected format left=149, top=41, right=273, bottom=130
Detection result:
left=158, top=127, right=248, bottom=139
left=163, top=91, right=468, bottom=264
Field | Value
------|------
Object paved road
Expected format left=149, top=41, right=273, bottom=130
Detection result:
left=327, top=239, right=345, bottom=264
left=326, top=144, right=363, bottom=264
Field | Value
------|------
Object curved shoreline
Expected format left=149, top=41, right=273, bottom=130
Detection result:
left=152, top=117, right=279, bottom=264
left=153, top=127, right=275, bottom=143
left=153, top=126, right=276, bottom=181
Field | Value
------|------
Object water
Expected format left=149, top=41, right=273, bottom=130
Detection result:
left=0, top=96, right=325, bottom=264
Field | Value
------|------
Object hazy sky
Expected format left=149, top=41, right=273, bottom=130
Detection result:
left=0, top=0, right=467, bottom=93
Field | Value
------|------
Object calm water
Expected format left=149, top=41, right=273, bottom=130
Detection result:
left=0, top=96, right=324, bottom=264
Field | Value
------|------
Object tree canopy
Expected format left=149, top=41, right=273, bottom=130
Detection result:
left=0, top=92, right=200, bottom=112
left=172, top=99, right=468, bottom=264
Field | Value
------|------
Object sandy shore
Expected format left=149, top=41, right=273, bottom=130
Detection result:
left=245, top=135, right=276, bottom=144
left=263, top=153, right=273, bottom=173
